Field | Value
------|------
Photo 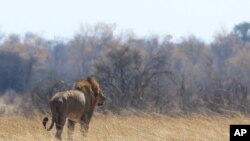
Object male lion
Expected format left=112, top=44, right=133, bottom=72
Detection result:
left=42, top=77, right=106, bottom=140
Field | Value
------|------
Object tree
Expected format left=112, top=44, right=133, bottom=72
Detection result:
left=93, top=43, right=174, bottom=110
left=0, top=51, right=35, bottom=93
left=233, top=22, right=250, bottom=42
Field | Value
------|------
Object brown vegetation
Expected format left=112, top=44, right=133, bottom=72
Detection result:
left=0, top=113, right=249, bottom=141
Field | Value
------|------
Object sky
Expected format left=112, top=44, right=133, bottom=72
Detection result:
left=0, top=0, right=249, bottom=42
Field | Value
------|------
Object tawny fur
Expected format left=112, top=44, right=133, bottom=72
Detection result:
left=42, top=77, right=106, bottom=140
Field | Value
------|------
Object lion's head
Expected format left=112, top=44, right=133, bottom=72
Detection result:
left=73, top=77, right=106, bottom=106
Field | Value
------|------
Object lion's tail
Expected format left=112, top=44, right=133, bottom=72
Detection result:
left=42, top=117, right=54, bottom=131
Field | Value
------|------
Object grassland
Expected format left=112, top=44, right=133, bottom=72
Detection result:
left=0, top=112, right=249, bottom=141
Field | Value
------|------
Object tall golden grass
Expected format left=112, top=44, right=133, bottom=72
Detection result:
left=0, top=112, right=249, bottom=141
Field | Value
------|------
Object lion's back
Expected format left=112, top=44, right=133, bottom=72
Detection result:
left=51, top=90, right=85, bottom=103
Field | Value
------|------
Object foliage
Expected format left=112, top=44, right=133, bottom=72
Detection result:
left=1, top=23, right=250, bottom=114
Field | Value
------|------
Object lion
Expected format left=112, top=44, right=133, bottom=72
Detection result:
left=42, top=77, right=106, bottom=140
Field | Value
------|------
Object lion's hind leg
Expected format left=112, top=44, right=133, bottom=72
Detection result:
left=67, top=119, right=75, bottom=141
left=53, top=100, right=67, bottom=140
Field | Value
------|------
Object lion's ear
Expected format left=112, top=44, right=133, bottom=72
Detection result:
left=87, top=77, right=99, bottom=92
left=86, top=77, right=92, bottom=83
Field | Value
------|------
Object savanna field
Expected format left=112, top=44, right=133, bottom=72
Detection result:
left=0, top=15, right=250, bottom=141
left=0, top=111, right=249, bottom=141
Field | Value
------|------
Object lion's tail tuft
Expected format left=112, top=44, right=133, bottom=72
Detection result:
left=42, top=117, right=54, bottom=131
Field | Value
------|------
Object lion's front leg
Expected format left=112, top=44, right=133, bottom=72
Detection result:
left=80, top=112, right=92, bottom=137
left=80, top=121, right=89, bottom=137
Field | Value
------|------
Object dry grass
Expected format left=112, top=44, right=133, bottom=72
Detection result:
left=0, top=112, right=249, bottom=141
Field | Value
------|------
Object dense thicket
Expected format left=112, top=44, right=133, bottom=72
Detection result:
left=1, top=23, right=250, bottom=114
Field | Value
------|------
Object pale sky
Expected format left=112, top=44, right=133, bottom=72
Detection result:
left=0, top=0, right=249, bottom=42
